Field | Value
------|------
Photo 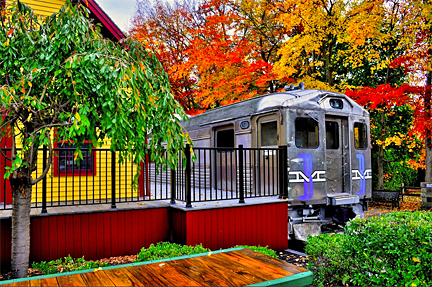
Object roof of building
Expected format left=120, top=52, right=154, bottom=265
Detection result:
left=3, top=0, right=125, bottom=41
left=83, top=0, right=125, bottom=41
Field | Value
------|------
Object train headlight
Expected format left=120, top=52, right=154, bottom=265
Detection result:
left=330, top=99, right=343, bottom=109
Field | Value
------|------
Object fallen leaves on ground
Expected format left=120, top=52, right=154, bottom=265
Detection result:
left=277, top=251, right=308, bottom=269
left=366, top=196, right=421, bottom=217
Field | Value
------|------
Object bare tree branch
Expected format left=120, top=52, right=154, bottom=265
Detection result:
left=38, top=75, right=54, bottom=104
left=31, top=132, right=53, bottom=185
left=29, top=122, right=72, bottom=139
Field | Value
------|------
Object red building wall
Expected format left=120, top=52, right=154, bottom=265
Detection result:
left=0, top=114, right=12, bottom=205
left=172, top=202, right=288, bottom=251
left=0, top=207, right=170, bottom=272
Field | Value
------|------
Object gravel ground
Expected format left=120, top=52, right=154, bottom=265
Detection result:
left=277, top=250, right=308, bottom=269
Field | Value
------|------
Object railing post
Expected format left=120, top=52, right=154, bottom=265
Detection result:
left=185, top=144, right=192, bottom=208
left=41, top=145, right=47, bottom=213
left=238, top=145, right=245, bottom=204
left=279, top=145, right=288, bottom=199
left=111, top=151, right=116, bottom=209
left=170, top=168, right=176, bottom=204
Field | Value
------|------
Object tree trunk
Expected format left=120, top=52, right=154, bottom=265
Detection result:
left=427, top=135, right=432, bottom=182
left=325, top=50, right=333, bottom=86
left=377, top=111, right=385, bottom=189
left=425, top=69, right=432, bottom=182
left=10, top=172, right=32, bottom=279
left=377, top=145, right=384, bottom=189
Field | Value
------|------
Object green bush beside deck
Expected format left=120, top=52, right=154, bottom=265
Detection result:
left=306, top=211, right=432, bottom=286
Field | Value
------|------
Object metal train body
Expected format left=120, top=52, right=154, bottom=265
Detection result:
left=182, top=88, right=372, bottom=240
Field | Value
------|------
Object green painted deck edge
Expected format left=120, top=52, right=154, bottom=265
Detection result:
left=0, top=247, right=244, bottom=285
left=248, top=271, right=313, bottom=287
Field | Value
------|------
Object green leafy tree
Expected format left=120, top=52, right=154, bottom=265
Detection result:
left=0, top=1, right=188, bottom=278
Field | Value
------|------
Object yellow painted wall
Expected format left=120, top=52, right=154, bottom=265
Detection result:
left=30, top=140, right=142, bottom=203
left=6, top=0, right=65, bottom=16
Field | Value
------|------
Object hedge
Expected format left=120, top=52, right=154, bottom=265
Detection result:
left=306, top=211, right=432, bottom=286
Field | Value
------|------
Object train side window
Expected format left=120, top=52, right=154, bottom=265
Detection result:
left=354, top=122, right=368, bottom=149
left=261, top=121, right=277, bottom=146
left=325, top=121, right=339, bottom=149
left=295, top=118, right=319, bottom=148
left=216, top=129, right=235, bottom=148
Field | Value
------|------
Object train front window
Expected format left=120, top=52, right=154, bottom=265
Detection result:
left=295, top=118, right=319, bottom=148
left=325, top=121, right=339, bottom=149
left=354, top=122, right=368, bottom=149
left=261, top=121, right=277, bottom=146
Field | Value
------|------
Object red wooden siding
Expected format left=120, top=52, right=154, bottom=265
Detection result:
left=0, top=208, right=170, bottom=272
left=172, top=202, right=288, bottom=251
left=171, top=209, right=187, bottom=245
left=0, top=218, right=12, bottom=272
left=0, top=111, right=12, bottom=205
left=30, top=208, right=170, bottom=263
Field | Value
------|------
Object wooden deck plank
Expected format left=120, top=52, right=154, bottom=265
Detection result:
left=29, top=277, right=59, bottom=287
left=221, top=250, right=296, bottom=277
left=80, top=270, right=116, bottom=286
left=183, top=255, right=264, bottom=285
left=167, top=254, right=261, bottom=286
left=101, top=267, right=144, bottom=286
left=55, top=274, right=87, bottom=286
left=4, top=281, right=30, bottom=286
left=223, top=251, right=300, bottom=281
left=226, top=249, right=307, bottom=275
left=122, top=266, right=171, bottom=286
left=197, top=252, right=277, bottom=283
left=121, top=265, right=166, bottom=286
left=133, top=262, right=202, bottom=286
left=165, top=257, right=231, bottom=286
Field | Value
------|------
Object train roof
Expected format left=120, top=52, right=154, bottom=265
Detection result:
left=183, top=89, right=367, bottom=129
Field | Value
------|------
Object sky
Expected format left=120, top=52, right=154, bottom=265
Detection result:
left=96, top=0, right=137, bottom=33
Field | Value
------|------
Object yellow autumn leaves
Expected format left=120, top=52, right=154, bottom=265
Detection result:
left=273, top=0, right=428, bottom=90
left=375, top=133, right=419, bottom=151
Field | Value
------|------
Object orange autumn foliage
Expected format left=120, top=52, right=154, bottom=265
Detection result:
left=130, top=0, right=278, bottom=114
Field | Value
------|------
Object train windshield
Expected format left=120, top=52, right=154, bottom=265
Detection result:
left=354, top=122, right=368, bottom=149
left=295, top=118, right=319, bottom=148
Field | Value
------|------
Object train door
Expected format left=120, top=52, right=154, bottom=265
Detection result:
left=214, top=125, right=237, bottom=194
left=257, top=114, right=280, bottom=196
left=325, top=116, right=350, bottom=194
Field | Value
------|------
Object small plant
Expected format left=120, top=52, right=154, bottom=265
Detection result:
left=234, top=245, right=277, bottom=258
left=31, top=255, right=109, bottom=275
left=135, top=242, right=210, bottom=262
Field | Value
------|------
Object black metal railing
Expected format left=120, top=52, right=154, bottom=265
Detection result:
left=0, top=145, right=288, bottom=210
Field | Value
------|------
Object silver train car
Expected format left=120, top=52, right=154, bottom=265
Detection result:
left=181, top=87, right=372, bottom=240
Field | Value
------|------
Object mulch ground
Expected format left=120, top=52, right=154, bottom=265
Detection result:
left=366, top=193, right=422, bottom=217
left=277, top=250, right=308, bottom=269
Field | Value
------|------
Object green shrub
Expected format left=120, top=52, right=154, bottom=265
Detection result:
left=306, top=211, right=432, bottom=286
left=31, top=255, right=109, bottom=275
left=135, top=242, right=210, bottom=262
left=234, top=245, right=277, bottom=258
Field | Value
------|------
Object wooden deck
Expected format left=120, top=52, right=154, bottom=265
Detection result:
left=0, top=248, right=312, bottom=286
